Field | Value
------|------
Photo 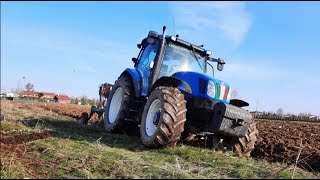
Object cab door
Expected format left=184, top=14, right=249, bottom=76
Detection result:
left=136, top=42, right=159, bottom=96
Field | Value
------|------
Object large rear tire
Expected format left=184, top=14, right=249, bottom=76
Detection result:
left=233, top=121, right=259, bottom=157
left=140, top=86, right=187, bottom=148
left=104, top=75, right=134, bottom=133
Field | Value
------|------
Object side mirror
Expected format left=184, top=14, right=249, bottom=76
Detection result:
left=217, top=62, right=224, bottom=71
left=140, top=37, right=156, bottom=48
left=148, top=31, right=158, bottom=38
left=132, top=57, right=138, bottom=64
left=147, top=37, right=155, bottom=45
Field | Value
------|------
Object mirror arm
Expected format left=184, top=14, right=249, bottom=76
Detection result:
left=208, top=57, right=225, bottom=64
left=207, top=62, right=215, bottom=76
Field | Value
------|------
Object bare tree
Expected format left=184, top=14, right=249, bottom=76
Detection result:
left=75, top=98, right=79, bottom=105
left=25, top=82, right=34, bottom=91
left=91, top=98, right=97, bottom=106
left=298, top=112, right=311, bottom=117
left=231, top=89, right=239, bottom=99
left=38, top=93, right=44, bottom=101
left=1, top=86, right=7, bottom=93
left=38, top=93, right=44, bottom=99
left=70, top=97, right=76, bottom=104
left=81, top=96, right=89, bottom=105
left=276, top=108, right=284, bottom=115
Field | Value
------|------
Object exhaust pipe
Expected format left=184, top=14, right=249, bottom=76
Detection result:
left=150, top=26, right=167, bottom=86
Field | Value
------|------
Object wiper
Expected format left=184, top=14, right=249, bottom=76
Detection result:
left=190, top=45, right=203, bottom=70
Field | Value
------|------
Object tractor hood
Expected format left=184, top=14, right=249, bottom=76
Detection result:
left=172, top=71, right=231, bottom=104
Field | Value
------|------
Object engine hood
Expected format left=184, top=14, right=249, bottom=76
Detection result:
left=172, top=71, right=231, bottom=103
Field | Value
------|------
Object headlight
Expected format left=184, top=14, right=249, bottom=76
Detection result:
left=226, top=87, right=232, bottom=102
left=207, top=80, right=216, bottom=98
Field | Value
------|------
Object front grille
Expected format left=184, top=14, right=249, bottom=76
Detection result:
left=199, top=78, right=206, bottom=94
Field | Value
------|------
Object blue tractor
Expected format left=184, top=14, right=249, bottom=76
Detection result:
left=104, top=26, right=258, bottom=157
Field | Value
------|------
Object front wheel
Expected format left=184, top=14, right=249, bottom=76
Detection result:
left=104, top=75, right=134, bottom=133
left=233, top=121, right=259, bottom=157
left=140, top=86, right=187, bottom=148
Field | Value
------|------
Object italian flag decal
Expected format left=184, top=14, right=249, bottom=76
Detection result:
left=216, top=84, right=229, bottom=100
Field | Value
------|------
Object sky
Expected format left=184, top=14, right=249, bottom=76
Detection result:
left=1, top=1, right=320, bottom=115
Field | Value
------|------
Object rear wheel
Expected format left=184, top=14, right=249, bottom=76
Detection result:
left=80, top=112, right=89, bottom=125
left=140, top=86, right=187, bottom=148
left=233, top=121, right=259, bottom=157
left=104, top=75, right=134, bottom=133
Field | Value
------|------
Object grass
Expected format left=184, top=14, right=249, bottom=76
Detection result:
left=1, top=100, right=319, bottom=179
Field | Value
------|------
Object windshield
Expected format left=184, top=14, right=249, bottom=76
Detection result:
left=159, top=42, right=206, bottom=78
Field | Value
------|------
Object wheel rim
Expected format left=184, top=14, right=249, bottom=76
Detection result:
left=146, top=99, right=161, bottom=136
left=108, top=87, right=123, bottom=123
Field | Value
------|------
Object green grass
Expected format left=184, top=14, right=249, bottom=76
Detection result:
left=0, top=101, right=319, bottom=179
left=1, top=121, right=27, bottom=132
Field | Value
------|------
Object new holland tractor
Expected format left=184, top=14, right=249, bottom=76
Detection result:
left=104, top=26, right=258, bottom=157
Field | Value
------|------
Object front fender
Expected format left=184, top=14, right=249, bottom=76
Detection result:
left=121, top=68, right=141, bottom=97
left=148, top=76, right=192, bottom=96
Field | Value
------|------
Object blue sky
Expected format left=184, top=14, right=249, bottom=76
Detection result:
left=1, top=1, right=320, bottom=115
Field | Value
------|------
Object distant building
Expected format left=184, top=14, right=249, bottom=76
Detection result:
left=0, top=93, right=6, bottom=98
left=42, top=92, right=56, bottom=102
left=20, top=91, right=70, bottom=104
left=6, top=92, right=19, bottom=98
left=0, top=92, right=19, bottom=100
left=21, top=91, right=39, bottom=99
left=54, top=95, right=71, bottom=104
left=250, top=111, right=263, bottom=116
left=309, top=115, right=320, bottom=121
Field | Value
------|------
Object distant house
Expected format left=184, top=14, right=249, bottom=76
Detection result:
left=20, top=91, right=70, bottom=103
left=42, top=92, right=56, bottom=102
left=21, top=91, right=39, bottom=99
left=54, top=95, right=70, bottom=104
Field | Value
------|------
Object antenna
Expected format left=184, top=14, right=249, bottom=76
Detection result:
left=256, top=98, right=259, bottom=112
left=172, top=16, right=176, bottom=36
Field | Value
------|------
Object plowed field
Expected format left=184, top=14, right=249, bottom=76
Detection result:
left=13, top=102, right=98, bottom=121
left=3, top=101, right=320, bottom=172
left=253, top=119, right=320, bottom=172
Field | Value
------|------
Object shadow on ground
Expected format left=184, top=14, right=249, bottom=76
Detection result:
left=22, top=117, right=146, bottom=151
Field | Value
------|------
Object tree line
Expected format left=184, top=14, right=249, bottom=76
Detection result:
left=69, top=96, right=98, bottom=106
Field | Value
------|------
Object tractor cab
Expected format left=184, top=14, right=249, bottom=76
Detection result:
left=133, top=31, right=224, bottom=78
left=132, top=27, right=227, bottom=101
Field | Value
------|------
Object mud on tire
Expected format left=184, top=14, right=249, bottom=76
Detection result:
left=104, top=75, right=134, bottom=133
left=140, top=86, right=187, bottom=148
left=233, top=121, right=259, bottom=157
